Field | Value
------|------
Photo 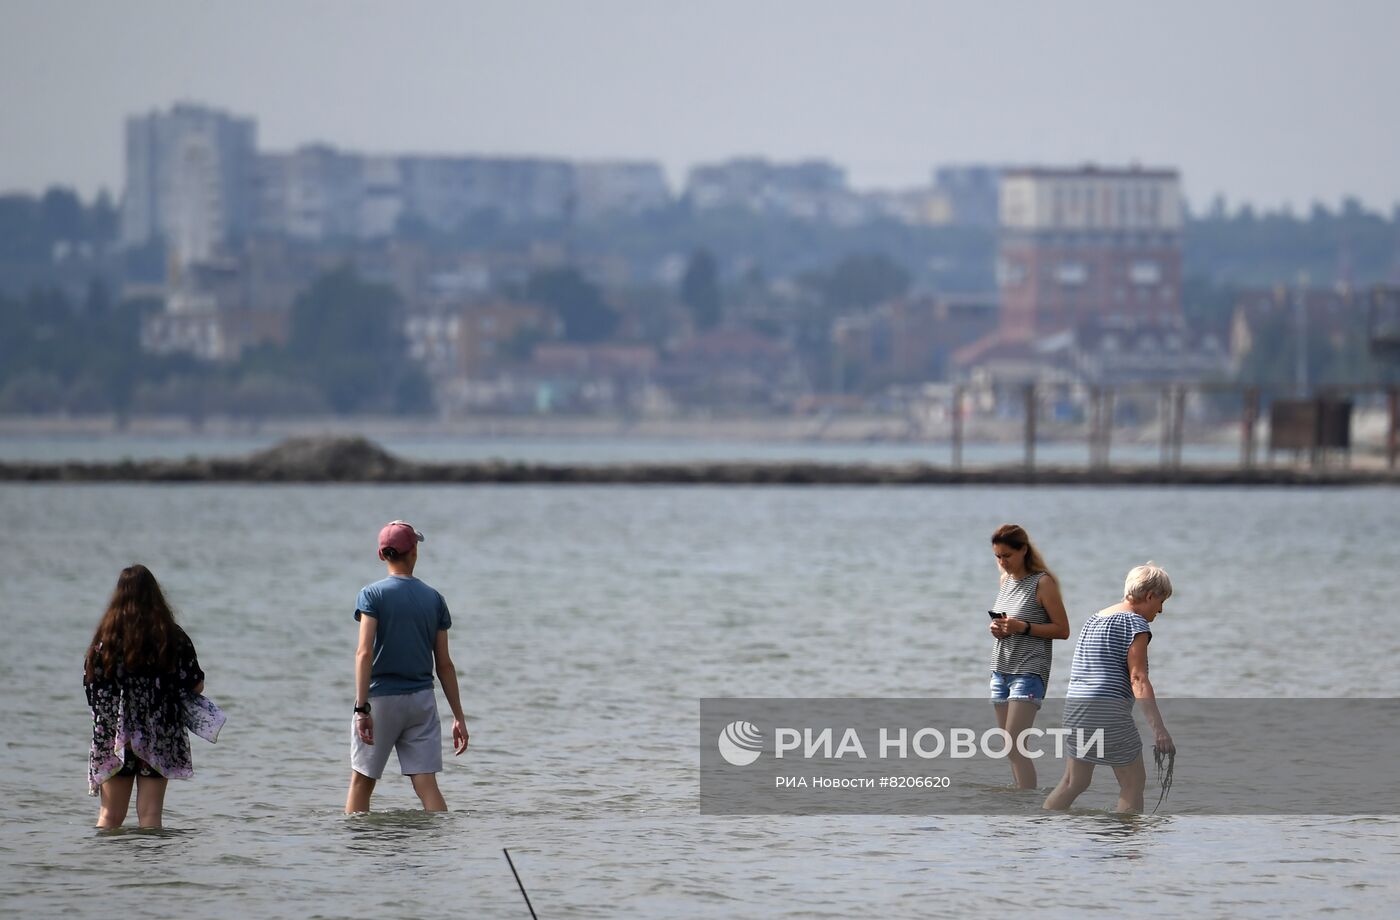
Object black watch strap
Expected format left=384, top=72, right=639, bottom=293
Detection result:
left=354, top=702, right=371, bottom=715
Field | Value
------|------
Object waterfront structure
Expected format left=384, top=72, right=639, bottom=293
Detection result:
left=1047, top=317, right=1230, bottom=385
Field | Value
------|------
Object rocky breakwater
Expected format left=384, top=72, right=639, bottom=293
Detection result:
left=2, top=435, right=1398, bottom=486
left=0, top=436, right=410, bottom=482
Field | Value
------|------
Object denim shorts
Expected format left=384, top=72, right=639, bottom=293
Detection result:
left=989, top=670, right=1046, bottom=707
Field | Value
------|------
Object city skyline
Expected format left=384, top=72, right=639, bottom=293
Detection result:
left=3, top=0, right=1399, bottom=212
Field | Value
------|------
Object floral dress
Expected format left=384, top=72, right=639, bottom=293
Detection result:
left=85, top=629, right=204, bottom=795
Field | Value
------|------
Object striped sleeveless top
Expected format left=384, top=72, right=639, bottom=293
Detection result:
left=1065, top=612, right=1152, bottom=700
left=990, top=571, right=1053, bottom=681
left=1063, top=612, right=1153, bottom=765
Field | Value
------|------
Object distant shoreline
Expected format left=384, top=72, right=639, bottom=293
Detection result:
left=0, top=411, right=1248, bottom=447
left=2, top=434, right=1395, bottom=486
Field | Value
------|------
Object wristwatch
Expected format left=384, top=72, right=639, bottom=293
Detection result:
left=353, top=702, right=371, bottom=715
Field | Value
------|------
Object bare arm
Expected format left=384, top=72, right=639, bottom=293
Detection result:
left=1128, top=633, right=1172, bottom=752
left=354, top=613, right=377, bottom=744
left=1005, top=573, right=1072, bottom=639
left=434, top=629, right=469, bottom=755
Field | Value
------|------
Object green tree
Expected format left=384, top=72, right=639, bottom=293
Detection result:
left=525, top=267, right=618, bottom=343
left=90, top=189, right=119, bottom=241
left=0, top=195, right=46, bottom=262
left=40, top=187, right=84, bottom=241
left=284, top=266, right=433, bottom=414
left=819, top=252, right=910, bottom=311
left=681, top=248, right=722, bottom=331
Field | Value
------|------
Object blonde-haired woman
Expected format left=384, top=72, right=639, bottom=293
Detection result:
left=987, top=524, right=1070, bottom=790
left=1044, top=562, right=1175, bottom=813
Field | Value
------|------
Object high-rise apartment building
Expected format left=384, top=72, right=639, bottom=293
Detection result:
left=121, top=104, right=257, bottom=265
left=254, top=145, right=368, bottom=241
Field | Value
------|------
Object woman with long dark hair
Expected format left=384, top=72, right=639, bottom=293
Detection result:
left=84, top=565, right=204, bottom=828
left=987, top=524, right=1070, bottom=790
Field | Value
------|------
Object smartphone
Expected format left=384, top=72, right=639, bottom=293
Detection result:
left=988, top=610, right=1006, bottom=620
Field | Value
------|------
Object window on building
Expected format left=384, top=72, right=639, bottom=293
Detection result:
left=1056, top=262, right=1088, bottom=285
left=996, top=259, right=1026, bottom=287
left=1130, top=261, right=1161, bottom=285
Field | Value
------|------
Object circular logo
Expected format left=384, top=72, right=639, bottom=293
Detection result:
left=717, top=720, right=764, bottom=766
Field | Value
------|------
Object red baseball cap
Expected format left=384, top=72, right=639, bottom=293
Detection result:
left=378, top=520, right=425, bottom=557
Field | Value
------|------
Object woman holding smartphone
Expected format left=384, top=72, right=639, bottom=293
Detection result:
left=987, top=524, right=1070, bottom=790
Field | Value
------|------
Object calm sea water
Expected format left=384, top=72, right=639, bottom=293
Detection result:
left=1, top=483, right=1397, bottom=918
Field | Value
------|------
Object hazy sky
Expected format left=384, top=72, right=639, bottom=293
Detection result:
left=3, top=0, right=1397, bottom=211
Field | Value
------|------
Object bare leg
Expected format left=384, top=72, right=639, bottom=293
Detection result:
left=1111, top=756, right=1146, bottom=813
left=409, top=773, right=447, bottom=812
left=1004, top=701, right=1040, bottom=789
left=97, top=774, right=134, bottom=828
left=1043, top=757, right=1096, bottom=810
left=135, top=774, right=168, bottom=828
left=992, top=703, right=1013, bottom=784
left=346, top=770, right=377, bottom=814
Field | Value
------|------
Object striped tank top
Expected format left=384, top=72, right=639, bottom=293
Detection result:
left=990, top=571, right=1053, bottom=681
left=1065, top=612, right=1152, bottom=700
left=1063, top=612, right=1153, bottom=765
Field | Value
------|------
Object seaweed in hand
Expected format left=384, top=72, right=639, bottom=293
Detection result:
left=1151, top=746, right=1175, bottom=814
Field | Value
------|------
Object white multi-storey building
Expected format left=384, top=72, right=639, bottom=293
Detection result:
left=572, top=161, right=671, bottom=220
left=685, top=158, right=867, bottom=223
left=121, top=104, right=257, bottom=266
left=122, top=103, right=677, bottom=254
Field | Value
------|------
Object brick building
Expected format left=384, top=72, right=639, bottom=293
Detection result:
left=997, top=165, right=1183, bottom=337
left=955, top=165, right=1185, bottom=382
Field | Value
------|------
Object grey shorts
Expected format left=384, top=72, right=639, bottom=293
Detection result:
left=350, top=688, right=443, bottom=779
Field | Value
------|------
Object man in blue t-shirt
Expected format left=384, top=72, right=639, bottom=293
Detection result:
left=345, top=520, right=469, bottom=813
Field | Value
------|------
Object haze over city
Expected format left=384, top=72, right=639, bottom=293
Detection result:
left=6, top=7, right=1400, bottom=920
left=3, top=0, right=1399, bottom=211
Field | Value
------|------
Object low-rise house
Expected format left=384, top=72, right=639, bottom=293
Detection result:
left=660, top=327, right=798, bottom=408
